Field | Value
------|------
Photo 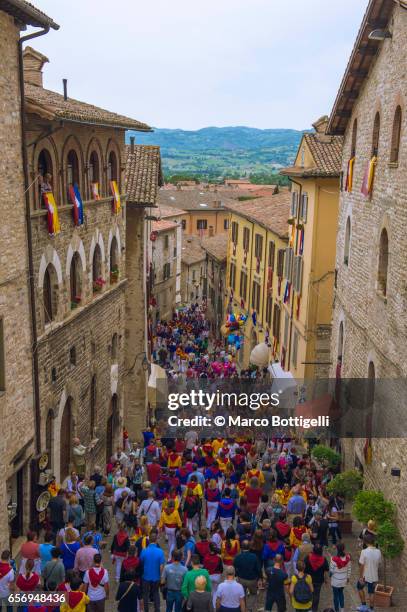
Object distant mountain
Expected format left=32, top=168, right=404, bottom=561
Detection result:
left=127, top=126, right=305, bottom=182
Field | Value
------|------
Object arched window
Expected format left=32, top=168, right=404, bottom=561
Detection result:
left=372, top=112, right=380, bottom=157
left=43, top=264, right=58, bottom=324
left=351, top=118, right=357, bottom=158
left=37, top=149, right=53, bottom=208
left=107, top=151, right=118, bottom=183
left=111, top=333, right=118, bottom=361
left=377, top=228, right=389, bottom=297
left=92, top=244, right=103, bottom=293
left=67, top=149, right=80, bottom=197
left=344, top=217, right=351, bottom=265
left=110, top=236, right=119, bottom=283
left=70, top=252, right=82, bottom=308
left=390, top=106, right=402, bottom=164
left=89, top=151, right=100, bottom=197
left=90, top=375, right=97, bottom=437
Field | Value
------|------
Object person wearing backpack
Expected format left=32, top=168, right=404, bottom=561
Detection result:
left=289, top=560, right=313, bottom=611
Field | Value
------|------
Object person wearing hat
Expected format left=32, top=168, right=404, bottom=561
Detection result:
left=114, top=478, right=131, bottom=504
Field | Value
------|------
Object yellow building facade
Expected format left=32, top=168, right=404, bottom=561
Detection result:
left=224, top=191, right=290, bottom=367
left=279, top=117, right=343, bottom=379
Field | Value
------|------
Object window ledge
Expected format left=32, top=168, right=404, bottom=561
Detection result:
left=388, top=162, right=399, bottom=168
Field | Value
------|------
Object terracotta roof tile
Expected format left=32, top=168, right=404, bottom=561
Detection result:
left=181, top=235, right=206, bottom=265
left=125, top=145, right=164, bottom=206
left=152, top=219, right=178, bottom=233
left=280, top=133, right=343, bottom=178
left=224, top=191, right=291, bottom=239
left=201, top=234, right=228, bottom=262
left=0, top=0, right=59, bottom=29
left=24, top=82, right=151, bottom=131
left=157, top=188, right=234, bottom=211
left=158, top=205, right=186, bottom=218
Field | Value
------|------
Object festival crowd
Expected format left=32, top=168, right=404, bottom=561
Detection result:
left=0, top=307, right=383, bottom=612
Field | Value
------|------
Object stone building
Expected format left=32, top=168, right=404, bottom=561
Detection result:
left=201, top=234, right=228, bottom=332
left=181, top=236, right=207, bottom=304
left=124, top=143, right=163, bottom=439
left=328, top=0, right=407, bottom=574
left=22, top=45, right=152, bottom=494
left=149, top=217, right=182, bottom=323
left=0, top=0, right=58, bottom=550
left=279, top=117, right=342, bottom=379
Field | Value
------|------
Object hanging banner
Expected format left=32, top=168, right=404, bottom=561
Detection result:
left=345, top=157, right=355, bottom=192
left=91, top=182, right=100, bottom=200
left=361, top=156, right=377, bottom=197
left=69, top=183, right=84, bottom=226
left=42, top=192, right=61, bottom=236
left=110, top=180, right=121, bottom=213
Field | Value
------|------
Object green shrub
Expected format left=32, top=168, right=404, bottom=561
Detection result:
left=311, top=445, right=341, bottom=469
left=376, top=520, right=404, bottom=587
left=353, top=490, right=396, bottom=525
left=326, top=469, right=363, bottom=501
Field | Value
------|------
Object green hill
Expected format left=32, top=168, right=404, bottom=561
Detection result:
left=128, top=126, right=304, bottom=183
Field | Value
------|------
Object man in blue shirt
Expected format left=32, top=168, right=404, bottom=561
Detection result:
left=186, top=464, right=205, bottom=487
left=140, top=532, right=166, bottom=612
left=287, top=486, right=306, bottom=519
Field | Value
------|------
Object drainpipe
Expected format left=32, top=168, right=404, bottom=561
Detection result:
left=18, top=27, right=50, bottom=454
left=286, top=177, right=302, bottom=372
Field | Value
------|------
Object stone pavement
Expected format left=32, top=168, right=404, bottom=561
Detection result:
left=98, top=526, right=406, bottom=612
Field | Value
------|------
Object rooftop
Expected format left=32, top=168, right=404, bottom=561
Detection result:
left=181, top=235, right=206, bottom=266
left=125, top=144, right=164, bottom=206
left=25, top=82, right=152, bottom=131
left=280, top=121, right=343, bottom=178
left=157, top=188, right=234, bottom=212
left=201, top=233, right=228, bottom=263
left=158, top=205, right=186, bottom=218
left=328, top=0, right=394, bottom=135
left=224, top=190, right=291, bottom=239
left=152, top=219, right=178, bottom=233
left=0, top=0, right=59, bottom=29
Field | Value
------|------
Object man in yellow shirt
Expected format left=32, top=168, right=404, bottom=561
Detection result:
left=159, top=500, right=182, bottom=559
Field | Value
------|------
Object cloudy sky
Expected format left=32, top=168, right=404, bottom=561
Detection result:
left=30, top=0, right=367, bottom=130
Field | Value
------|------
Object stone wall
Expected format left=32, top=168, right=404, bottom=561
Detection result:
left=330, top=4, right=407, bottom=576
left=0, top=11, right=36, bottom=548
left=151, top=228, right=178, bottom=322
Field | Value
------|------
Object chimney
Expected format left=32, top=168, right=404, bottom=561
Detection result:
left=312, top=115, right=329, bottom=134
left=63, top=78, right=68, bottom=100
left=23, top=46, right=49, bottom=87
left=130, top=136, right=135, bottom=153
left=209, top=226, right=214, bottom=237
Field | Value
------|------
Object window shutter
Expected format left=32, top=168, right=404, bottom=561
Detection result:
left=294, top=256, right=303, bottom=294
left=301, top=193, right=308, bottom=222
left=284, top=312, right=289, bottom=347
left=284, top=248, right=290, bottom=278
left=290, top=192, right=298, bottom=217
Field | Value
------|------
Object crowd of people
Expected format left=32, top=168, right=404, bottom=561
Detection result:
left=1, top=306, right=384, bottom=612
left=1, top=432, right=383, bottom=612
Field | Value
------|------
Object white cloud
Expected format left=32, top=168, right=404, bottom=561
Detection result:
left=28, top=0, right=367, bottom=129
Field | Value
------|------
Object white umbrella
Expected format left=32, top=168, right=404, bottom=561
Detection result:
left=249, top=342, right=270, bottom=367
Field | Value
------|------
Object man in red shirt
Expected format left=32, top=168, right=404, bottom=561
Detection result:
left=146, top=458, right=162, bottom=485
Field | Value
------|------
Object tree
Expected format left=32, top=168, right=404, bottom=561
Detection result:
left=311, top=445, right=341, bottom=469
left=376, top=520, right=404, bottom=587
left=353, top=490, right=395, bottom=525
left=326, top=469, right=363, bottom=501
